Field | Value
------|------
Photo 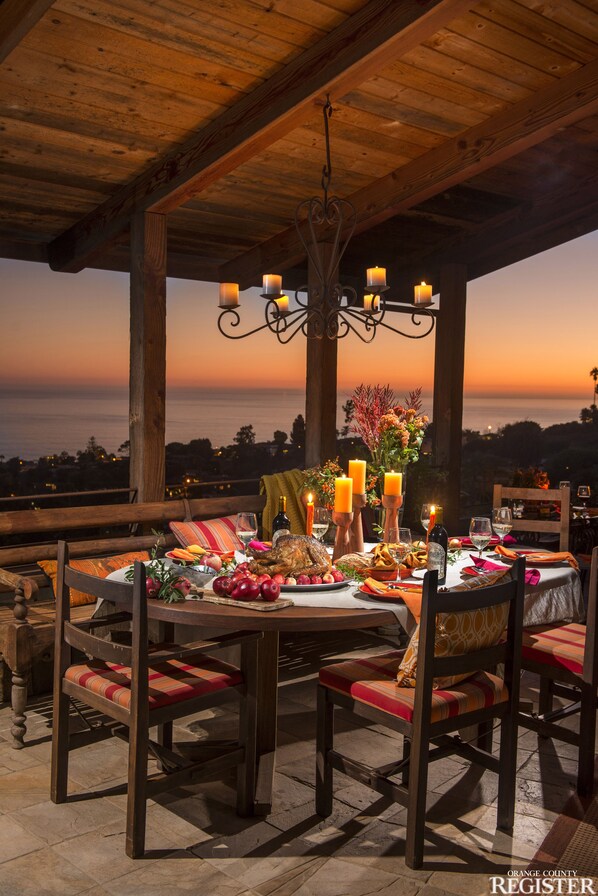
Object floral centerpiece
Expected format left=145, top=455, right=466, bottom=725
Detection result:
left=350, top=383, right=429, bottom=501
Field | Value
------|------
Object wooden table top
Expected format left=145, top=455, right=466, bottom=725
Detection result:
left=147, top=597, right=396, bottom=632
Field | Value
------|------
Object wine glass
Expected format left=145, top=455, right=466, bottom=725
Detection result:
left=420, top=504, right=433, bottom=534
left=387, top=527, right=412, bottom=566
left=469, top=516, right=492, bottom=557
left=492, top=506, right=512, bottom=548
left=235, top=512, right=258, bottom=556
left=311, top=506, right=330, bottom=542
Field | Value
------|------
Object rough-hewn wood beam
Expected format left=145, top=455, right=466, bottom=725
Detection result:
left=0, top=0, right=54, bottom=63
left=222, top=59, right=598, bottom=288
left=47, top=0, right=471, bottom=274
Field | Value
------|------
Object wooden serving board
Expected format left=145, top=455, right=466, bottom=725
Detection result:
left=188, top=587, right=294, bottom=611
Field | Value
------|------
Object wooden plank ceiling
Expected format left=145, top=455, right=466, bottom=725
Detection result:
left=1, top=0, right=597, bottom=297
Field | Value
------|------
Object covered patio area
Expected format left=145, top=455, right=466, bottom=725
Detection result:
left=0, top=629, right=592, bottom=893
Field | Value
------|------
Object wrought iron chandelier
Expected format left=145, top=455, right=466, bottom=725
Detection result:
left=217, top=97, right=436, bottom=344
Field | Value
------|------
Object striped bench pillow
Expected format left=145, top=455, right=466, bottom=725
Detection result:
left=169, top=517, right=243, bottom=553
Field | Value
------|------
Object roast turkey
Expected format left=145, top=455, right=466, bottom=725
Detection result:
left=249, top=535, right=330, bottom=577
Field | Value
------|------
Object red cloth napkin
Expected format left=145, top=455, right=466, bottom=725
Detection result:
left=248, top=540, right=271, bottom=551
left=471, top=555, right=540, bottom=586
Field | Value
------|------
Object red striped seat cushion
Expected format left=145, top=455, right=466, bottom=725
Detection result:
left=64, top=654, right=243, bottom=710
left=169, top=517, right=243, bottom=552
left=320, top=652, right=508, bottom=724
left=521, top=623, right=586, bottom=676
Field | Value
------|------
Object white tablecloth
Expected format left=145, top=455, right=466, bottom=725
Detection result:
left=105, top=550, right=584, bottom=636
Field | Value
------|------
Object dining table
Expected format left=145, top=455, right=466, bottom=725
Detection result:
left=106, top=545, right=584, bottom=816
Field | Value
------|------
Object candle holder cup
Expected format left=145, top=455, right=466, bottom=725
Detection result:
left=332, top=511, right=354, bottom=563
left=348, top=494, right=367, bottom=554
left=382, top=494, right=403, bottom=544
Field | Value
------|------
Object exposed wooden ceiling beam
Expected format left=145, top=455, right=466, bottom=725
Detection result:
left=47, top=0, right=472, bottom=274
left=221, top=59, right=598, bottom=289
left=0, top=0, right=54, bottom=63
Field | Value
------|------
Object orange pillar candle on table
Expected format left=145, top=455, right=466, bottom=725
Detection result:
left=348, top=459, right=366, bottom=495
left=384, top=470, right=402, bottom=496
left=334, top=475, right=353, bottom=513
left=306, top=493, right=314, bottom=537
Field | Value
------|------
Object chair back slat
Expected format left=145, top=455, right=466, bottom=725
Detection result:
left=415, top=559, right=525, bottom=710
left=493, top=483, right=570, bottom=552
left=63, top=565, right=134, bottom=607
left=63, top=621, right=133, bottom=666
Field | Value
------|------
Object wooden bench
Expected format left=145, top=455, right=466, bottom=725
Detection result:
left=0, top=494, right=266, bottom=749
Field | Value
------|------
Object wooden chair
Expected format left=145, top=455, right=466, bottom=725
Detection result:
left=518, top=544, right=598, bottom=796
left=51, top=542, right=260, bottom=857
left=315, top=560, right=525, bottom=869
left=493, top=484, right=570, bottom=552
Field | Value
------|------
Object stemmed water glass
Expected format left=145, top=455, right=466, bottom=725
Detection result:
left=235, top=512, right=258, bottom=556
left=469, top=516, right=492, bottom=557
left=387, top=527, right=412, bottom=567
left=311, top=506, right=330, bottom=542
left=492, top=506, right=513, bottom=549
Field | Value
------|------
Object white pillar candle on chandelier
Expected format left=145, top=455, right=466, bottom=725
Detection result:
left=262, top=274, right=282, bottom=296
left=219, top=282, right=239, bottom=308
left=363, top=294, right=380, bottom=314
left=366, top=266, right=387, bottom=290
left=414, top=281, right=433, bottom=306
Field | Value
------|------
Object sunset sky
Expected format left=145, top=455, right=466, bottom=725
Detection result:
left=1, top=228, right=597, bottom=400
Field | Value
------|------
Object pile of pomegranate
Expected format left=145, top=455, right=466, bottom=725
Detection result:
left=212, top=562, right=345, bottom=602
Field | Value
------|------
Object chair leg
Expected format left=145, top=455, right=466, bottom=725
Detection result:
left=577, top=685, right=596, bottom=796
left=538, top=677, right=554, bottom=718
left=10, top=662, right=29, bottom=750
left=401, top=736, right=411, bottom=785
left=496, top=710, right=518, bottom=833
left=50, top=689, right=71, bottom=803
left=125, top=724, right=149, bottom=859
left=477, top=720, right=494, bottom=753
left=237, top=641, right=258, bottom=817
left=315, top=685, right=334, bottom=818
left=156, top=722, right=173, bottom=772
left=405, top=728, right=429, bottom=870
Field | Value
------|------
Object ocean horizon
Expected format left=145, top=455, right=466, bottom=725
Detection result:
left=0, top=385, right=589, bottom=461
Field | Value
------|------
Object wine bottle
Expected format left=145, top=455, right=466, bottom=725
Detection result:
left=427, top=505, right=448, bottom=585
left=272, top=496, right=291, bottom=545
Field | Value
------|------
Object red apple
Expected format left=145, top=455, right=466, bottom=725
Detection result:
left=256, top=573, right=271, bottom=586
left=296, top=574, right=310, bottom=585
left=173, top=577, right=191, bottom=597
left=272, top=573, right=285, bottom=585
left=203, top=553, right=223, bottom=573
left=284, top=576, right=297, bottom=586
left=322, top=573, right=335, bottom=584
left=310, top=575, right=322, bottom=585
left=260, top=580, right=280, bottom=601
left=331, top=569, right=345, bottom=583
left=231, top=578, right=260, bottom=601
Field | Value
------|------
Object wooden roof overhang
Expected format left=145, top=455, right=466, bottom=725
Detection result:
left=1, top=0, right=597, bottom=295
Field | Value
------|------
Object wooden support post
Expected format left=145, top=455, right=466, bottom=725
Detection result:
left=129, top=212, right=167, bottom=504
left=432, top=264, right=467, bottom=533
left=305, top=244, right=338, bottom=468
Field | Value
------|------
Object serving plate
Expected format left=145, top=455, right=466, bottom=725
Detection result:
left=280, top=580, right=350, bottom=593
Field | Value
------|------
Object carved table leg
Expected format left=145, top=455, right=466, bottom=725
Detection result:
left=8, top=584, right=31, bottom=749
left=11, top=665, right=28, bottom=750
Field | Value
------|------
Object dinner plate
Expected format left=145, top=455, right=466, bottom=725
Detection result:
left=280, top=580, right=350, bottom=593
left=358, top=583, right=422, bottom=602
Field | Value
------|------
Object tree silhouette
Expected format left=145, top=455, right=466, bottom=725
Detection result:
left=234, top=424, right=256, bottom=447
left=290, top=414, right=305, bottom=447
left=590, top=367, right=598, bottom=405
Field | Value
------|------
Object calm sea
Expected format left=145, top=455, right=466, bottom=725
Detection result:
left=0, top=386, right=588, bottom=461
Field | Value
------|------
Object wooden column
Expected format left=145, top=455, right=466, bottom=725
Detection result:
left=432, top=264, right=467, bottom=533
left=305, top=244, right=338, bottom=468
left=129, top=212, right=167, bottom=503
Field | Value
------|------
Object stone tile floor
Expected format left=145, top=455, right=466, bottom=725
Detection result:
left=0, top=629, right=590, bottom=896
